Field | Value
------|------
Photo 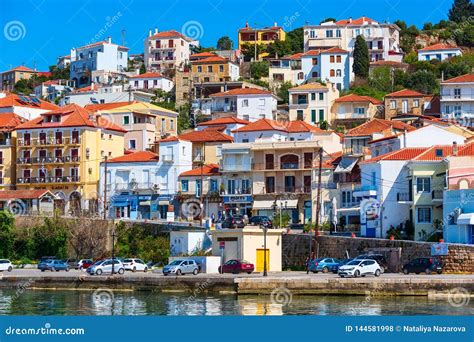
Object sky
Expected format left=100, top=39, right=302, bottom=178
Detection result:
left=0, top=0, right=454, bottom=71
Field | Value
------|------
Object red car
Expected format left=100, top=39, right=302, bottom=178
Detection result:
left=76, top=259, right=94, bottom=270
left=218, top=259, right=254, bottom=274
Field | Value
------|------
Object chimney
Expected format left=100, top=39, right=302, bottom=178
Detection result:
left=403, top=129, right=407, bottom=148
left=154, top=28, right=158, bottom=35
left=274, top=22, right=278, bottom=27
left=453, top=141, right=458, bottom=156
left=91, top=82, right=95, bottom=91
left=245, top=22, right=249, bottom=28
left=149, top=29, right=152, bottom=37
left=107, top=37, right=112, bottom=44
left=349, top=17, right=352, bottom=23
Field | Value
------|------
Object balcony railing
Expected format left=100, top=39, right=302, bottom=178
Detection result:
left=225, top=188, right=252, bottom=195
left=260, top=186, right=311, bottom=194
left=397, top=192, right=412, bottom=202
left=161, top=154, right=174, bottom=163
left=17, top=137, right=81, bottom=147
left=17, top=176, right=80, bottom=184
left=17, top=156, right=80, bottom=164
left=253, top=161, right=315, bottom=171
left=0, top=139, right=12, bottom=146
left=115, top=182, right=154, bottom=191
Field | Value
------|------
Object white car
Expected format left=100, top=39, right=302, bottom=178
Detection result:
left=338, top=259, right=381, bottom=278
left=0, top=259, right=13, bottom=272
left=86, top=259, right=125, bottom=275
left=122, top=258, right=148, bottom=272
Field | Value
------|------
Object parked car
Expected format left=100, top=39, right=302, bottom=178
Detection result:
left=122, top=258, right=148, bottom=272
left=64, top=258, right=78, bottom=269
left=221, top=215, right=245, bottom=229
left=86, top=259, right=124, bottom=275
left=249, top=216, right=273, bottom=228
left=37, top=256, right=57, bottom=269
left=219, top=259, right=254, bottom=274
left=332, top=258, right=354, bottom=273
left=162, top=259, right=199, bottom=276
left=402, top=257, right=443, bottom=275
left=307, top=258, right=342, bottom=274
left=0, top=259, right=13, bottom=272
left=38, top=259, right=70, bottom=272
left=76, top=259, right=94, bottom=270
left=338, top=259, right=382, bottom=278
left=355, top=254, right=388, bottom=273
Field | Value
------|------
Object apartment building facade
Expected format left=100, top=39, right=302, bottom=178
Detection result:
left=238, top=23, right=286, bottom=60
left=0, top=66, right=38, bottom=92
left=440, top=74, right=474, bottom=127
left=128, top=72, right=174, bottom=92
left=417, top=43, right=462, bottom=62
left=190, top=55, right=239, bottom=83
left=331, top=93, right=382, bottom=124
left=0, top=113, right=25, bottom=190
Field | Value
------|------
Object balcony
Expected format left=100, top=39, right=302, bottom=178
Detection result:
left=161, top=154, right=174, bottom=163
left=17, top=156, right=80, bottom=164
left=397, top=192, right=412, bottom=203
left=432, top=189, right=444, bottom=201
left=17, top=137, right=81, bottom=147
left=441, top=95, right=474, bottom=101
left=211, top=104, right=237, bottom=113
left=16, top=176, right=80, bottom=184
left=0, top=138, right=12, bottom=146
left=343, top=145, right=365, bottom=156
left=225, top=188, right=252, bottom=195
left=260, top=186, right=311, bottom=195
left=253, top=160, right=315, bottom=171
left=115, top=182, right=154, bottom=191
left=353, top=185, right=378, bottom=197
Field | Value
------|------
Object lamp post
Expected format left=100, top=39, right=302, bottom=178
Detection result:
left=111, top=229, right=116, bottom=275
left=262, top=223, right=268, bottom=277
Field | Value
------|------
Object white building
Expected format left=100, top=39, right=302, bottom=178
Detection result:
left=56, top=55, right=71, bottom=70
left=144, top=29, right=195, bottom=72
left=369, top=124, right=468, bottom=157
left=304, top=16, right=403, bottom=63
left=0, top=93, right=59, bottom=120
left=196, top=117, right=250, bottom=137
left=268, top=53, right=304, bottom=89
left=301, top=47, right=352, bottom=90
left=34, top=80, right=74, bottom=102
left=128, top=72, right=174, bottom=92
left=440, top=73, right=474, bottom=127
left=208, top=88, right=278, bottom=122
left=70, top=38, right=129, bottom=88
left=418, top=43, right=462, bottom=62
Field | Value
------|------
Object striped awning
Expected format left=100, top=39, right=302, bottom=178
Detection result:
left=253, top=199, right=298, bottom=210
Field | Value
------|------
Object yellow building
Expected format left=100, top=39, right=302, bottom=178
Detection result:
left=238, top=23, right=286, bottom=60
left=0, top=113, right=26, bottom=189
left=85, top=101, right=178, bottom=151
left=14, top=104, right=126, bottom=214
left=190, top=54, right=240, bottom=83
left=0, top=66, right=38, bottom=91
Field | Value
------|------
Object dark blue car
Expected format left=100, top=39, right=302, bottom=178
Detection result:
left=38, top=259, right=70, bottom=272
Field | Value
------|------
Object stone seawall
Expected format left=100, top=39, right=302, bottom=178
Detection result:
left=282, top=234, right=474, bottom=273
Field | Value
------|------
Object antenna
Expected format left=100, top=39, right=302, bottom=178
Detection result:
left=121, top=29, right=126, bottom=47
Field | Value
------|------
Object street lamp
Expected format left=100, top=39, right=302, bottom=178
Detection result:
left=111, top=229, right=116, bottom=275
left=261, top=223, right=268, bottom=277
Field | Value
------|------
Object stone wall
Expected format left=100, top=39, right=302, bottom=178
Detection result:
left=282, top=234, right=474, bottom=273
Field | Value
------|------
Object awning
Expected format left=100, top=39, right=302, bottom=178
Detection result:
left=253, top=199, right=298, bottom=210
left=158, top=200, right=170, bottom=205
left=457, top=213, right=474, bottom=225
left=112, top=202, right=129, bottom=207
left=139, top=201, right=151, bottom=206
left=334, top=157, right=358, bottom=174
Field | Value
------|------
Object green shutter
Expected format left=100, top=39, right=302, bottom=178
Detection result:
left=311, top=110, right=316, bottom=123
left=319, top=109, right=324, bottom=121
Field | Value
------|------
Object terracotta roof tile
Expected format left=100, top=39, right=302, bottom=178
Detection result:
left=289, top=83, right=328, bottom=91
left=419, top=43, right=460, bottom=51
left=457, top=142, right=474, bottom=156
left=180, top=164, right=220, bottom=177
left=149, top=30, right=192, bottom=42
left=129, top=72, right=168, bottom=79
left=190, top=52, right=217, bottom=59
left=191, top=56, right=229, bottom=64
left=178, top=129, right=233, bottom=143
left=84, top=101, right=136, bottom=112
left=210, top=88, right=272, bottom=97
left=346, top=119, right=415, bottom=137
left=2, top=65, right=35, bottom=73
left=107, top=151, right=158, bottom=163
left=385, top=89, right=426, bottom=97
left=335, top=16, right=377, bottom=26
left=335, top=94, right=382, bottom=105
left=441, top=73, right=474, bottom=84
left=322, top=151, right=343, bottom=169
left=0, top=113, right=27, bottom=131
left=0, top=94, right=59, bottom=111
left=360, top=148, right=429, bottom=164
left=197, top=117, right=250, bottom=126
left=233, top=118, right=327, bottom=134
left=0, top=189, right=53, bottom=200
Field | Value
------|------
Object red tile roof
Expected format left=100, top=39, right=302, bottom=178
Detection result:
left=84, top=101, right=135, bottom=112
left=322, top=47, right=349, bottom=54
left=458, top=142, right=474, bottom=156
left=3, top=65, right=36, bottom=73
left=15, top=104, right=127, bottom=133
left=76, top=40, right=128, bottom=50
left=108, top=151, right=158, bottom=163
left=0, top=94, right=59, bottom=111
left=191, top=56, right=229, bottom=64
left=190, top=52, right=217, bottom=59
left=335, top=16, right=377, bottom=26
left=335, top=94, right=382, bottom=105
left=233, top=118, right=327, bottom=134
left=385, top=89, right=426, bottom=97
left=197, top=117, right=250, bottom=126
left=178, top=129, right=233, bottom=143
left=419, top=43, right=460, bottom=52
left=149, top=30, right=192, bottom=42
left=441, top=73, right=474, bottom=84
left=129, top=72, right=167, bottom=79
left=360, top=147, right=429, bottom=164
left=303, top=50, right=322, bottom=56
left=0, top=189, right=54, bottom=200
left=180, top=163, right=220, bottom=177
left=346, top=119, right=415, bottom=137
left=414, top=145, right=455, bottom=161
left=322, top=151, right=343, bottom=169
left=159, top=136, right=182, bottom=143
left=210, top=88, right=272, bottom=97
left=0, top=113, right=26, bottom=131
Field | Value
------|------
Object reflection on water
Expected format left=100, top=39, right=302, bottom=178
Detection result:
left=0, top=289, right=472, bottom=316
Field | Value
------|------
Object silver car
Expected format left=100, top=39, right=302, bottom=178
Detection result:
left=86, top=259, right=125, bottom=275
left=162, top=259, right=199, bottom=276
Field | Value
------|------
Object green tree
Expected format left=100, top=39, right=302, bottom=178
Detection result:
left=178, top=103, right=191, bottom=132
left=0, top=211, right=15, bottom=258
left=266, top=39, right=292, bottom=58
left=240, top=43, right=266, bottom=61
left=49, top=65, right=70, bottom=80
left=353, top=35, right=369, bottom=78
left=285, top=27, right=304, bottom=54
left=321, top=18, right=336, bottom=23
left=139, top=63, right=146, bottom=74
left=250, top=61, right=269, bottom=79
left=216, top=36, right=233, bottom=50
left=369, top=66, right=393, bottom=93
left=406, top=70, right=439, bottom=94
left=31, top=217, right=69, bottom=259
left=13, top=74, right=48, bottom=95
left=449, top=0, right=474, bottom=23
left=319, top=120, right=329, bottom=130
left=276, top=81, right=293, bottom=104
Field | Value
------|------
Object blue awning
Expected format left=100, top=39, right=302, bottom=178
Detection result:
left=112, top=202, right=129, bottom=207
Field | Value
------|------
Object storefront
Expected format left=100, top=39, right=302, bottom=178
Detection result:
left=252, top=199, right=299, bottom=223
left=223, top=195, right=253, bottom=217
left=110, top=193, right=161, bottom=220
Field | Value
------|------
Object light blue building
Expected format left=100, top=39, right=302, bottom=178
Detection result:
left=443, top=189, right=474, bottom=244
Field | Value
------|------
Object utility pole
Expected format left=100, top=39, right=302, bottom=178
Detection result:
left=103, top=156, right=108, bottom=220
left=127, top=85, right=132, bottom=103
left=200, top=142, right=205, bottom=227
left=254, top=24, right=258, bottom=62
left=313, top=148, right=323, bottom=256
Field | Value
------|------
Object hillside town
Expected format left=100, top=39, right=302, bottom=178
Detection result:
left=1, top=1, right=474, bottom=256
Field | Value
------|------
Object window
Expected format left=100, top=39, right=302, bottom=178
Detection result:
left=207, top=65, right=213, bottom=72
left=319, top=92, right=324, bottom=101
left=210, top=179, right=218, bottom=192
left=181, top=180, right=189, bottom=192
left=336, top=29, right=341, bottom=38
left=312, top=58, right=318, bottom=65
left=297, top=110, right=304, bottom=120
left=336, top=69, right=342, bottom=77
left=243, top=114, right=250, bottom=121
left=265, top=176, right=275, bottom=193
left=417, top=207, right=432, bottom=223
left=330, top=69, right=335, bottom=77
left=216, top=146, right=222, bottom=157
left=297, top=72, right=304, bottom=80
left=312, top=71, right=318, bottom=78
left=227, top=179, right=236, bottom=194
left=390, top=100, right=396, bottom=109
left=326, top=30, right=333, bottom=38
left=336, top=55, right=342, bottom=63
left=402, top=100, right=408, bottom=113
left=170, top=119, right=174, bottom=130
left=311, top=93, right=316, bottom=101
left=355, top=107, right=365, bottom=115
left=330, top=55, right=335, bottom=63
left=197, top=66, right=202, bottom=72
left=128, top=139, right=136, bottom=150
left=123, top=116, right=130, bottom=125
left=416, top=177, right=431, bottom=193
left=196, top=180, right=201, bottom=196
left=454, top=88, right=461, bottom=99
left=319, top=109, right=324, bottom=121
left=311, top=109, right=316, bottom=123
left=242, top=99, right=249, bottom=107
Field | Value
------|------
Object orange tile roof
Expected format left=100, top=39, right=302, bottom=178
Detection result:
left=178, top=129, right=233, bottom=143
left=0, top=189, right=53, bottom=200
left=303, top=50, right=321, bottom=56
left=0, top=112, right=26, bottom=131
left=360, top=147, right=429, bottom=164
left=233, top=118, right=327, bottom=134
left=108, top=151, right=158, bottom=163
left=414, top=145, right=455, bottom=161
left=335, top=94, right=382, bottom=105
left=457, top=142, right=474, bottom=156
left=284, top=53, right=303, bottom=60
left=190, top=52, right=217, bottom=59
left=346, top=119, right=415, bottom=137
left=149, top=30, right=192, bottom=41
left=191, top=56, right=229, bottom=64
left=159, top=136, right=182, bottom=143
left=76, top=40, right=128, bottom=50
left=289, top=83, right=328, bottom=91
left=287, top=120, right=327, bottom=133
left=180, top=163, right=220, bottom=177
left=0, top=94, right=59, bottom=111
left=385, top=89, right=426, bottom=97
left=15, top=104, right=127, bottom=133
left=442, top=73, right=474, bottom=84
left=129, top=72, right=167, bottom=79
left=322, top=47, right=349, bottom=54
left=2, top=65, right=36, bottom=73
left=197, top=117, right=250, bottom=126
left=322, top=151, right=343, bottom=169
left=210, top=88, right=272, bottom=97
left=419, top=43, right=460, bottom=52
left=335, top=16, right=377, bottom=26
left=84, top=101, right=135, bottom=112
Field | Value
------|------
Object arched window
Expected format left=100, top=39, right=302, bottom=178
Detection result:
left=330, top=69, right=335, bottom=77
left=280, top=154, right=299, bottom=169
left=336, top=69, right=342, bottom=76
